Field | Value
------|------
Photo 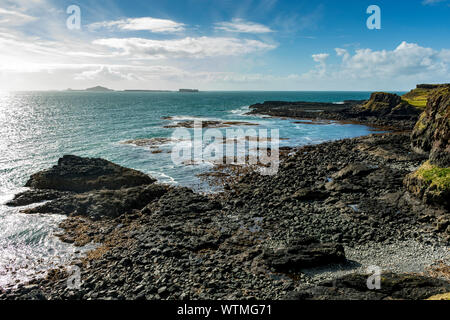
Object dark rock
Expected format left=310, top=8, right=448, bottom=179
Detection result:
left=263, top=238, right=346, bottom=272
left=23, top=184, right=169, bottom=219
left=292, top=188, right=329, bottom=201
left=6, top=189, right=72, bottom=207
left=332, top=163, right=374, bottom=180
left=25, top=155, right=155, bottom=193
left=286, top=273, right=450, bottom=300
left=247, top=93, right=421, bottom=130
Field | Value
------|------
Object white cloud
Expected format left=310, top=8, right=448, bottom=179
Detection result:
left=214, top=18, right=273, bottom=33
left=334, top=41, right=445, bottom=78
left=88, top=17, right=185, bottom=33
left=301, top=41, right=450, bottom=89
left=312, top=53, right=329, bottom=64
left=93, top=36, right=277, bottom=59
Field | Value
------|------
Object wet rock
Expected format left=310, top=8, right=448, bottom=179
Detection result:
left=6, top=189, right=72, bottom=207
left=25, top=155, right=155, bottom=193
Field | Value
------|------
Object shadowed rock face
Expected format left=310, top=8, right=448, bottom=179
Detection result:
left=411, top=87, right=450, bottom=167
left=25, top=155, right=156, bottom=193
left=22, top=184, right=169, bottom=220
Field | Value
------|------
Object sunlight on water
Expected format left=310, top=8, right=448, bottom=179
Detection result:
left=0, top=90, right=386, bottom=288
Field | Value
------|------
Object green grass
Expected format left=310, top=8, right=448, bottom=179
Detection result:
left=415, top=161, right=450, bottom=191
left=402, top=88, right=432, bottom=108
left=402, top=97, right=428, bottom=108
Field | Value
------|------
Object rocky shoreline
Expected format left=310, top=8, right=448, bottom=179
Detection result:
left=1, top=89, right=449, bottom=300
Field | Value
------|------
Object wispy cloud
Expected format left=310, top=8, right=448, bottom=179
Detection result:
left=214, top=18, right=273, bottom=33
left=88, top=17, right=186, bottom=33
left=422, top=0, right=449, bottom=5
left=0, top=7, right=37, bottom=25
left=93, top=36, right=277, bottom=59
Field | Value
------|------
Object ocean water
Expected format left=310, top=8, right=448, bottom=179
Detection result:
left=0, top=90, right=403, bottom=289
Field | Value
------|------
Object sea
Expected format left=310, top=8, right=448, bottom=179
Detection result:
left=0, top=90, right=404, bottom=289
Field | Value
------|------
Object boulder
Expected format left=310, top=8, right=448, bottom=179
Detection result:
left=263, top=237, right=346, bottom=272
left=25, top=155, right=155, bottom=193
left=332, top=163, right=374, bottom=180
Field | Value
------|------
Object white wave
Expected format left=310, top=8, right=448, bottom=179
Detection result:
left=164, top=115, right=220, bottom=122
left=229, top=105, right=250, bottom=115
left=148, top=171, right=178, bottom=184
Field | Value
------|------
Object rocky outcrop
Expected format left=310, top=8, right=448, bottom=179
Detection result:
left=405, top=87, right=449, bottom=208
left=359, top=92, right=420, bottom=120
left=25, top=155, right=155, bottom=193
left=263, top=237, right=346, bottom=272
left=410, top=87, right=450, bottom=167
left=247, top=93, right=421, bottom=130
left=286, top=272, right=450, bottom=300
left=8, top=155, right=159, bottom=220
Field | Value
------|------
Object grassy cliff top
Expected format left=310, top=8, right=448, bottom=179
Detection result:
left=402, top=84, right=450, bottom=108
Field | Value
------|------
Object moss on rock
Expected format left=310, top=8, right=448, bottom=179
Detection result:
left=415, top=161, right=450, bottom=191
left=404, top=161, right=450, bottom=208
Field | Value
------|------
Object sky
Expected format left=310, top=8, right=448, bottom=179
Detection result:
left=0, top=0, right=449, bottom=91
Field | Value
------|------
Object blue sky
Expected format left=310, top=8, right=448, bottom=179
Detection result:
left=0, top=0, right=449, bottom=91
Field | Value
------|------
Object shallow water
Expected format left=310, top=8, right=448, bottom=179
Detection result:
left=0, top=90, right=404, bottom=288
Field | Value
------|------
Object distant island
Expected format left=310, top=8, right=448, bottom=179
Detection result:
left=179, top=89, right=199, bottom=93
left=66, top=86, right=114, bottom=92
left=64, top=87, right=200, bottom=93
left=124, top=90, right=172, bottom=92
